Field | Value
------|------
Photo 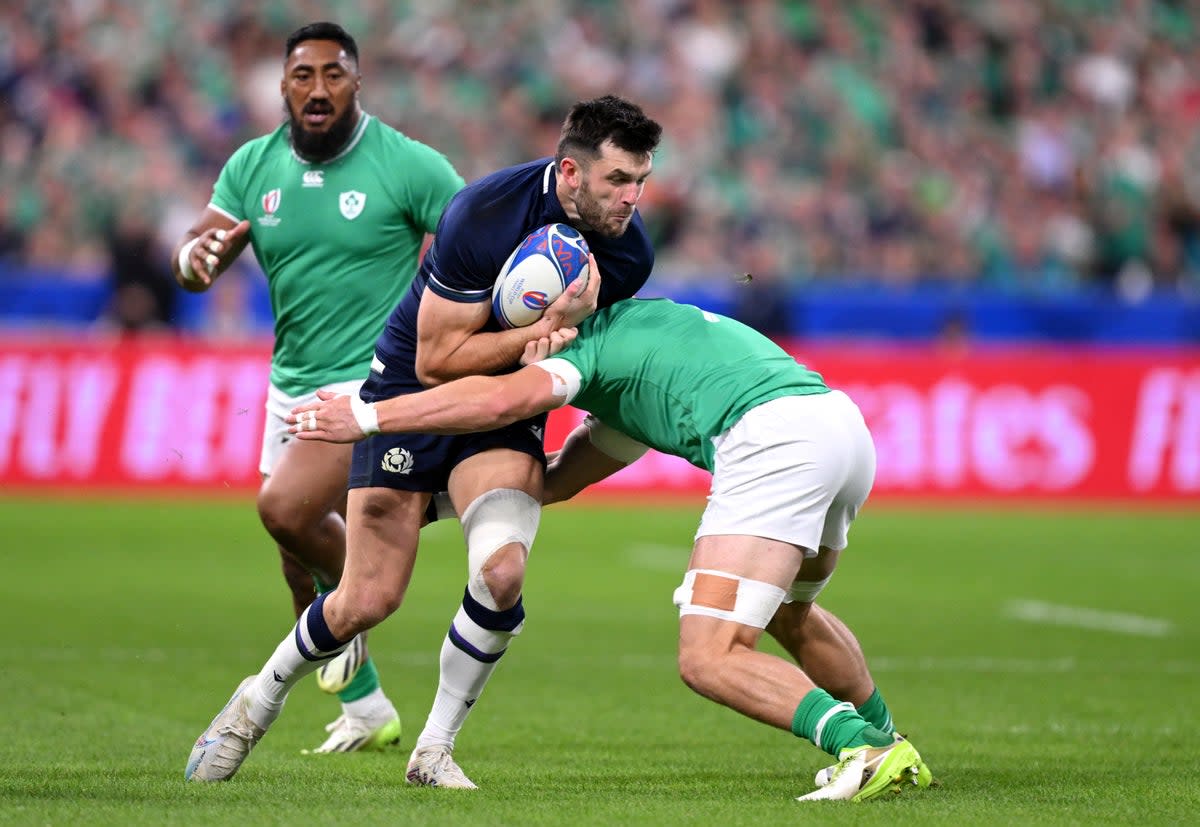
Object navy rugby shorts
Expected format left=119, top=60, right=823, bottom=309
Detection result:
left=348, top=357, right=547, bottom=492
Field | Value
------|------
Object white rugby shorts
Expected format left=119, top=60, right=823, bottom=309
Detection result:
left=258, top=379, right=364, bottom=476
left=695, top=390, right=876, bottom=556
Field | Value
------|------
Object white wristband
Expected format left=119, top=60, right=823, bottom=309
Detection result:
left=350, top=395, right=380, bottom=435
left=178, top=237, right=202, bottom=282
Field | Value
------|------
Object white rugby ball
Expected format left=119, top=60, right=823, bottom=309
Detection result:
left=492, top=223, right=590, bottom=329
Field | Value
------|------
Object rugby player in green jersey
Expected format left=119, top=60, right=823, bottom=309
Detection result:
left=283, top=298, right=934, bottom=801
left=170, top=22, right=464, bottom=755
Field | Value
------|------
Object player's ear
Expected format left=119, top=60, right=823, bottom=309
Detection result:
left=558, top=156, right=581, bottom=186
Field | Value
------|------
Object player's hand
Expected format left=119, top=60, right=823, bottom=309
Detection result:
left=519, top=327, right=577, bottom=365
left=543, top=253, right=600, bottom=330
left=286, top=390, right=363, bottom=443
left=180, top=219, right=251, bottom=288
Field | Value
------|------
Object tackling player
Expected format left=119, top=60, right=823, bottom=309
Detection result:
left=282, top=297, right=935, bottom=802
left=170, top=22, right=464, bottom=754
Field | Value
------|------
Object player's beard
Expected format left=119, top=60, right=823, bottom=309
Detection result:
left=575, top=177, right=633, bottom=238
left=286, top=99, right=359, bottom=163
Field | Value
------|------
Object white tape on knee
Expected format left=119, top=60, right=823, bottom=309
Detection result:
left=671, top=569, right=786, bottom=629
left=460, top=488, right=541, bottom=610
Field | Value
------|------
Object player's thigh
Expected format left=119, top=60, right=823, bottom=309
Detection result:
left=680, top=534, right=806, bottom=651
left=260, top=437, right=353, bottom=520
left=259, top=379, right=359, bottom=516
left=446, top=419, right=548, bottom=509
left=447, top=448, right=543, bottom=507
left=340, top=486, right=426, bottom=601
left=689, top=534, right=807, bottom=591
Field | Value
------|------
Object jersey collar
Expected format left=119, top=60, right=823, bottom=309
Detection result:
left=541, top=161, right=570, bottom=222
left=290, top=112, right=372, bottom=166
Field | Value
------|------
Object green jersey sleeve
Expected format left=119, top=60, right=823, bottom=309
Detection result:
left=209, top=139, right=258, bottom=220
left=383, top=135, right=464, bottom=234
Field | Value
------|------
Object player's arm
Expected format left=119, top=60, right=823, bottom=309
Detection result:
left=171, top=209, right=252, bottom=292
left=543, top=417, right=649, bottom=504
left=414, top=264, right=598, bottom=386
left=287, top=361, right=570, bottom=442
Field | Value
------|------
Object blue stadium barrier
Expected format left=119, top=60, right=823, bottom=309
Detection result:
left=2, top=264, right=1198, bottom=343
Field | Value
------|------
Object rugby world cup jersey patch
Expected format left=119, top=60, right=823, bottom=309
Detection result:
left=258, top=188, right=281, bottom=226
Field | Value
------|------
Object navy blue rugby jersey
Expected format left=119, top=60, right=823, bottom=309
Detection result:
left=373, top=158, right=655, bottom=373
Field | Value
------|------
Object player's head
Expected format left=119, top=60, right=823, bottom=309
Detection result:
left=281, top=22, right=362, bottom=162
left=555, top=95, right=662, bottom=238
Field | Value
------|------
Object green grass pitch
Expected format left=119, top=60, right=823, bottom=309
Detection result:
left=1, top=495, right=1197, bottom=825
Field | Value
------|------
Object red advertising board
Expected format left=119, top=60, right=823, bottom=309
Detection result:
left=1, top=336, right=1197, bottom=501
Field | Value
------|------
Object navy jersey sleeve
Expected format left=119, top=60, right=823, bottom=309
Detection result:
left=422, top=195, right=512, bottom=304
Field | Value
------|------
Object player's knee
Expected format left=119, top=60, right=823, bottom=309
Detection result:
left=676, top=641, right=723, bottom=696
left=461, top=488, right=540, bottom=611
left=479, top=543, right=527, bottom=609
left=257, top=484, right=311, bottom=540
left=330, top=584, right=399, bottom=635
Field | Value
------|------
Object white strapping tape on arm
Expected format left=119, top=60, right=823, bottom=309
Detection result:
left=531, top=358, right=582, bottom=402
left=350, top=395, right=380, bottom=435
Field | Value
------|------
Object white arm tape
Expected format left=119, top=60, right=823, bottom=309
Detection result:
left=177, top=237, right=202, bottom=282
left=350, top=395, right=380, bottom=435
left=532, top=358, right=581, bottom=402
left=584, top=415, right=649, bottom=464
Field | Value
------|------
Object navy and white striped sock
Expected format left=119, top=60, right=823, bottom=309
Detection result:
left=415, top=589, right=525, bottom=748
left=250, top=592, right=351, bottom=724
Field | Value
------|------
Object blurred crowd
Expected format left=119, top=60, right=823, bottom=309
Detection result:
left=2, top=0, right=1200, bottom=332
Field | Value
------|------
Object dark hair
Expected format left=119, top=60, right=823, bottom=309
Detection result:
left=284, top=22, right=359, bottom=65
left=555, top=95, right=662, bottom=167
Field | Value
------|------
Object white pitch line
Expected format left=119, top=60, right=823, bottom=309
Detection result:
left=1004, top=599, right=1172, bottom=637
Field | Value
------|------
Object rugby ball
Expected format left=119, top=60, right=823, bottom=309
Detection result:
left=492, top=223, right=590, bottom=328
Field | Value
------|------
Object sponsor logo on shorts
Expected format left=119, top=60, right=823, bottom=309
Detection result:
left=381, top=447, right=414, bottom=474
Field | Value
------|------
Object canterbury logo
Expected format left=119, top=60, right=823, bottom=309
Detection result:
left=302, top=170, right=324, bottom=187
left=381, top=447, right=414, bottom=474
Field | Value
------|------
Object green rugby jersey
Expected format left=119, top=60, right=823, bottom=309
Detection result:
left=554, top=299, right=829, bottom=472
left=210, top=113, right=464, bottom=395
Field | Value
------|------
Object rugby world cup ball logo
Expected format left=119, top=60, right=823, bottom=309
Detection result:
left=492, top=224, right=591, bottom=329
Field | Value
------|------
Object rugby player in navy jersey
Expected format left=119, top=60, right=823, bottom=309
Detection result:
left=186, top=96, right=663, bottom=786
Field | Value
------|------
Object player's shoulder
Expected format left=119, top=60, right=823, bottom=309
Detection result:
left=455, top=158, right=552, bottom=212
left=366, top=116, right=444, bottom=156
left=438, top=159, right=551, bottom=239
